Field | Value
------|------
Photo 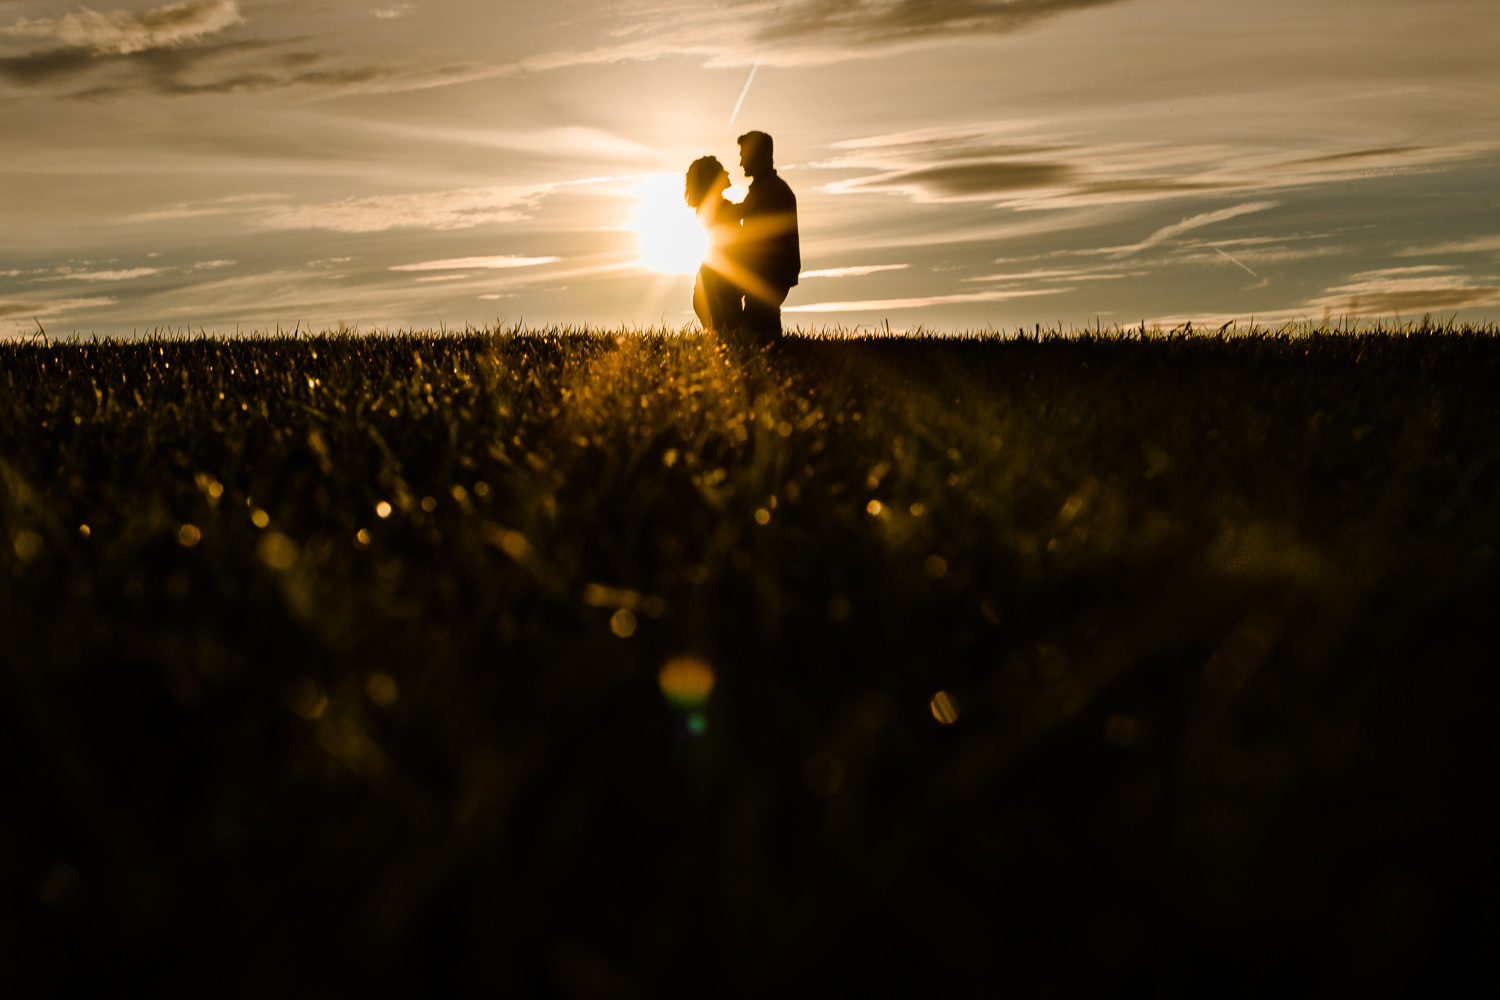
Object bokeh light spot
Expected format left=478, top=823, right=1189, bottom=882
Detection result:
left=867, top=500, right=883, bottom=516
left=610, top=608, right=637, bottom=637
left=930, top=690, right=960, bottom=724
left=375, top=501, right=392, bottom=519
left=258, top=532, right=298, bottom=570
left=250, top=508, right=270, bottom=529
left=366, top=672, right=399, bottom=708
left=754, top=508, right=771, bottom=525
left=659, top=656, right=715, bottom=710
left=686, top=712, right=708, bottom=736
left=13, top=530, right=43, bottom=562
left=178, top=524, right=202, bottom=547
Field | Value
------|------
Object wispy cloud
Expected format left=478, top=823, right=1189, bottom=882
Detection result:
left=832, top=161, right=1074, bottom=202
left=753, top=0, right=1130, bottom=47
left=37, top=266, right=165, bottom=283
left=390, top=255, right=559, bottom=271
left=519, top=0, right=1135, bottom=72
left=815, top=122, right=1481, bottom=215
left=786, top=287, right=1062, bottom=312
left=124, top=185, right=554, bottom=234
left=1116, top=202, right=1281, bottom=255
left=0, top=296, right=116, bottom=337
left=372, top=5, right=415, bottom=20
left=125, top=194, right=286, bottom=224
left=1397, top=234, right=1500, bottom=257
left=965, top=266, right=1126, bottom=283
left=801, top=264, right=909, bottom=278
left=259, top=187, right=548, bottom=232
left=1306, top=265, right=1500, bottom=316
left=0, top=3, right=466, bottom=98
left=1, top=1, right=242, bottom=55
left=0, top=34, right=393, bottom=97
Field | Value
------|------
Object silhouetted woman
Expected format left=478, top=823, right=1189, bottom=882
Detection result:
left=684, top=156, right=743, bottom=334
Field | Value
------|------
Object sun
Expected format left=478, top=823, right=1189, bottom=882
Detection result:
left=624, top=173, right=711, bottom=276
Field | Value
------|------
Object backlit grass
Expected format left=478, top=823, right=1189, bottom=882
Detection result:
left=3, top=321, right=1496, bottom=993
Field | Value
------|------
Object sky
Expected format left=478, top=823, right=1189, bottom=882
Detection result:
left=2, top=0, right=1498, bottom=337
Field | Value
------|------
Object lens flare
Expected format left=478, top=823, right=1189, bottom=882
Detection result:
left=625, top=173, right=710, bottom=276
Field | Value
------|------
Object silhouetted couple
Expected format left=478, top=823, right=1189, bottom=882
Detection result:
left=684, top=130, right=800, bottom=346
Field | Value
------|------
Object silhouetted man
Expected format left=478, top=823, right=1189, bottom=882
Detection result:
left=734, top=130, right=800, bottom=343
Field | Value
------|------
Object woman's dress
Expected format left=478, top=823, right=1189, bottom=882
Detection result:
left=693, top=196, right=743, bottom=333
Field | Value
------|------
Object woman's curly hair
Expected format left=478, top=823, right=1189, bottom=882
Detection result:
left=684, top=156, right=727, bottom=209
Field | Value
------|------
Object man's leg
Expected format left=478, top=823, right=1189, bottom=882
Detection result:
left=743, top=288, right=788, bottom=345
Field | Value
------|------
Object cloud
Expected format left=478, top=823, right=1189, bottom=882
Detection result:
left=0, top=296, right=115, bottom=336
left=833, top=161, right=1074, bottom=201
left=1398, top=234, right=1500, bottom=257
left=1285, top=146, right=1439, bottom=167
left=1175, top=243, right=1348, bottom=266
left=38, top=266, right=164, bottom=283
left=0, top=300, right=47, bottom=319
left=0, top=4, right=456, bottom=98
left=754, top=0, right=1130, bottom=46
left=814, top=119, right=1484, bottom=223
left=1, top=1, right=242, bottom=55
left=1120, top=201, right=1281, bottom=254
left=785, top=287, right=1062, bottom=312
left=801, top=264, right=909, bottom=278
left=0, top=32, right=353, bottom=96
left=124, top=187, right=552, bottom=234
left=372, top=5, right=415, bottom=19
left=517, top=0, right=1136, bottom=74
left=816, top=128, right=1233, bottom=209
left=391, top=255, right=560, bottom=271
left=257, top=187, right=551, bottom=233
left=1306, top=265, right=1500, bottom=317
left=965, top=266, right=1125, bottom=283
left=125, top=194, right=286, bottom=224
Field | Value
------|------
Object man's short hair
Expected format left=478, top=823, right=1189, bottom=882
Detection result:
left=737, top=130, right=773, bottom=160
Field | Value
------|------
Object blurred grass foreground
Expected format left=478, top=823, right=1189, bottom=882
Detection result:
left=2, top=322, right=1497, bottom=994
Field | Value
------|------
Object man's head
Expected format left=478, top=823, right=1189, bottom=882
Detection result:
left=737, top=131, right=774, bottom=178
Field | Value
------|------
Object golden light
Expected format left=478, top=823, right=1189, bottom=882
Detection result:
left=659, top=656, right=715, bottom=710
left=624, top=173, right=710, bottom=276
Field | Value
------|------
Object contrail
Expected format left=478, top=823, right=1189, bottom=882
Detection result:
left=1214, top=246, right=1260, bottom=278
left=728, top=61, right=759, bottom=131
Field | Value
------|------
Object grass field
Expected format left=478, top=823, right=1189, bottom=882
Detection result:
left=3, top=322, right=1497, bottom=994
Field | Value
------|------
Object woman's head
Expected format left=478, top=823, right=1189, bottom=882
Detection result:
left=684, top=156, right=729, bottom=209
